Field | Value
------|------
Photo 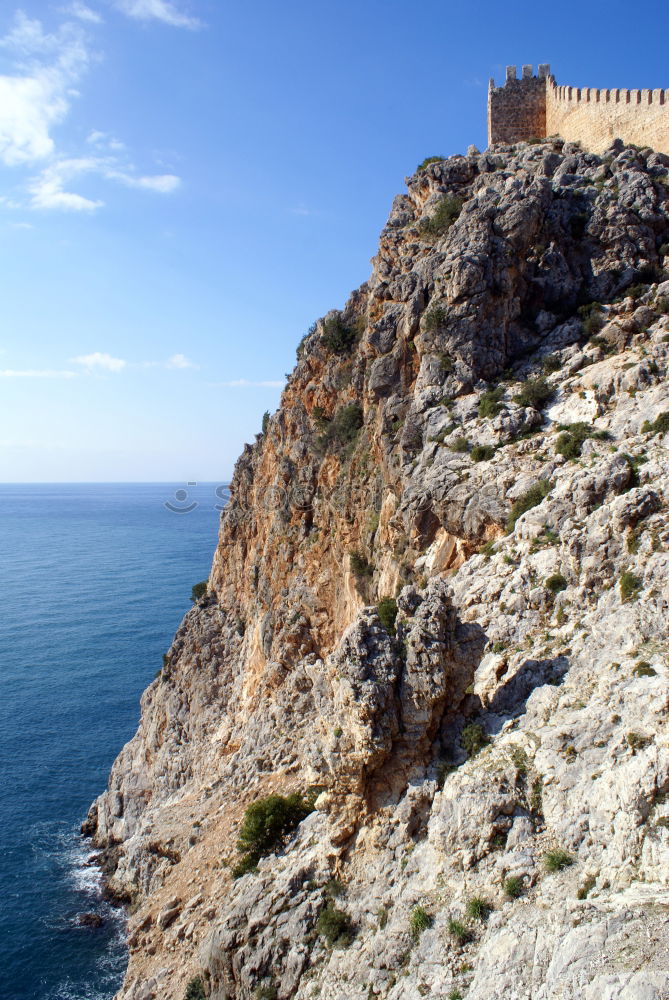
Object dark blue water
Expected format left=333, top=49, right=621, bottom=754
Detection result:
left=0, top=483, right=226, bottom=1000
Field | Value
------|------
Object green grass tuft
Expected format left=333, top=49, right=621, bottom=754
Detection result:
left=544, top=849, right=574, bottom=872
left=409, top=905, right=432, bottom=940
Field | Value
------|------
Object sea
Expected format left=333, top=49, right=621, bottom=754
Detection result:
left=0, top=483, right=226, bottom=1000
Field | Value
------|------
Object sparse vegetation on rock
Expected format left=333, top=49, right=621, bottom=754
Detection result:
left=233, top=793, right=314, bottom=877
left=377, top=597, right=398, bottom=636
left=190, top=581, right=207, bottom=603
left=507, top=480, right=551, bottom=532
left=544, top=849, right=574, bottom=873
left=419, top=195, right=463, bottom=238
left=316, top=901, right=353, bottom=947
left=409, top=905, right=432, bottom=940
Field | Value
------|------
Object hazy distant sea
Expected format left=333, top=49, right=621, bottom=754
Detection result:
left=0, top=483, right=224, bottom=1000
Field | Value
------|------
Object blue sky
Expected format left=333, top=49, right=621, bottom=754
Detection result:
left=0, top=0, right=667, bottom=482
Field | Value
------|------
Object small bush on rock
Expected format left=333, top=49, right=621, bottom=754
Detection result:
left=471, top=444, right=495, bottom=462
left=556, top=422, right=609, bottom=459
left=377, top=597, right=398, bottom=636
left=321, top=313, right=358, bottom=355
left=545, top=573, right=568, bottom=594
left=466, top=897, right=492, bottom=921
left=514, top=376, right=553, bottom=410
left=544, top=849, right=574, bottom=872
left=633, top=662, right=657, bottom=677
left=350, top=551, right=373, bottom=578
left=324, top=877, right=345, bottom=898
left=319, top=403, right=363, bottom=452
left=316, top=901, right=353, bottom=947
left=641, top=411, right=669, bottom=436
left=423, top=304, right=448, bottom=331
left=410, top=905, right=432, bottom=940
left=419, top=196, right=463, bottom=238
left=416, top=155, right=445, bottom=172
left=255, top=986, right=277, bottom=1000
left=447, top=917, right=472, bottom=943
left=184, top=978, right=206, bottom=1000
left=234, top=793, right=315, bottom=876
left=450, top=435, right=470, bottom=453
left=462, top=723, right=489, bottom=758
left=507, top=480, right=551, bottom=532
left=620, top=570, right=642, bottom=603
left=578, top=302, right=605, bottom=336
left=191, top=581, right=208, bottom=603
left=478, top=386, right=505, bottom=419
left=503, top=875, right=524, bottom=898
left=542, top=354, right=562, bottom=373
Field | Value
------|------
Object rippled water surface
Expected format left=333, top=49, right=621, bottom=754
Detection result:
left=0, top=483, right=223, bottom=1000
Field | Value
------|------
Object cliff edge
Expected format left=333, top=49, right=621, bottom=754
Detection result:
left=87, top=136, right=669, bottom=1000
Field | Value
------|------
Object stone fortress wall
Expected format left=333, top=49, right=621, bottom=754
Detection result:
left=488, top=64, right=669, bottom=154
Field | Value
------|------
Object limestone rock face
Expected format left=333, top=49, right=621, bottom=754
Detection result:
left=88, top=139, right=669, bottom=1000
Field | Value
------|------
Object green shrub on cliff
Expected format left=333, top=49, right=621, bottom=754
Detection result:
left=316, top=901, right=353, bottom=947
left=233, top=792, right=315, bottom=877
left=416, top=155, right=445, bottom=172
left=544, top=849, right=573, bottom=872
left=321, top=312, right=358, bottom=355
left=478, top=386, right=505, bottom=419
left=506, top=480, right=552, bottom=532
left=419, top=195, right=463, bottom=238
left=641, top=411, right=669, bottom=436
left=423, top=303, right=448, bottom=331
left=513, top=376, right=553, bottom=410
left=318, top=403, right=364, bottom=452
left=184, top=978, right=206, bottom=1000
left=410, top=904, right=432, bottom=939
left=377, top=597, right=398, bottom=636
left=462, top=723, right=489, bottom=758
left=349, top=550, right=373, bottom=578
left=555, top=422, right=609, bottom=459
left=471, top=444, right=495, bottom=462
left=620, top=570, right=642, bottom=603
left=578, top=302, right=605, bottom=336
left=190, top=581, right=208, bottom=603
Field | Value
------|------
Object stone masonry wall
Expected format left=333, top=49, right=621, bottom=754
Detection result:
left=487, top=64, right=548, bottom=144
left=488, top=64, right=669, bottom=155
left=546, top=76, right=669, bottom=154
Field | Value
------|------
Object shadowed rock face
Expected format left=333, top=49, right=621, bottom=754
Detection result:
left=87, top=139, right=669, bottom=1000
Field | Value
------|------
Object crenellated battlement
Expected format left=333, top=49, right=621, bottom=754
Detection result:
left=488, top=65, right=669, bottom=154
left=547, top=78, right=669, bottom=109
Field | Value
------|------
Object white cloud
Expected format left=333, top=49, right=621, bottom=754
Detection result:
left=27, top=156, right=180, bottom=212
left=0, top=11, right=183, bottom=211
left=165, top=353, right=196, bottom=369
left=63, top=3, right=103, bottom=23
left=8, top=220, right=34, bottom=229
left=86, top=129, right=125, bottom=151
left=28, top=158, right=104, bottom=210
left=71, top=351, right=126, bottom=372
left=212, top=379, right=286, bottom=388
left=70, top=351, right=197, bottom=371
left=113, top=0, right=201, bottom=29
left=0, top=368, right=77, bottom=377
left=127, top=173, right=180, bottom=193
left=0, top=13, right=90, bottom=166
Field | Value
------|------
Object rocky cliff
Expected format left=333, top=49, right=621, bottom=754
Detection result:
left=87, top=136, right=669, bottom=1000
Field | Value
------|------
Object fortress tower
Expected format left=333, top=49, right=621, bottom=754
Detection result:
left=488, top=65, right=669, bottom=154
